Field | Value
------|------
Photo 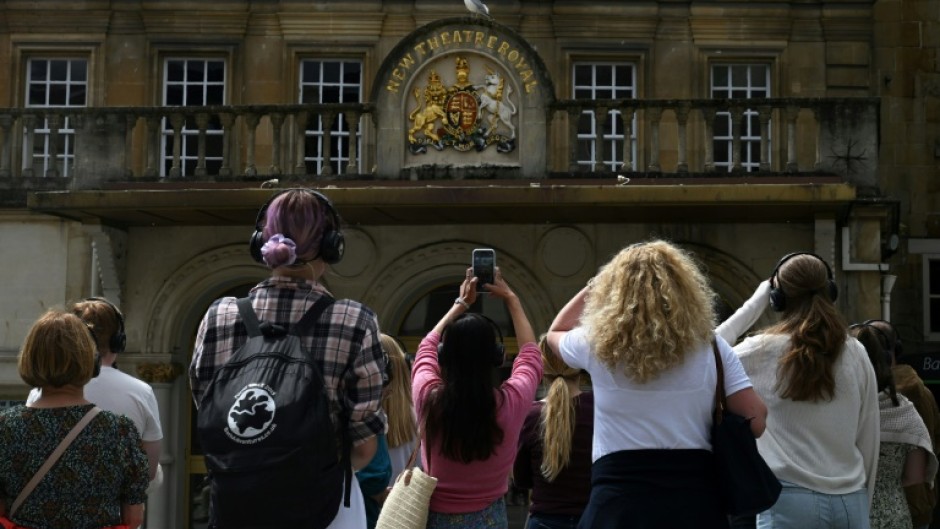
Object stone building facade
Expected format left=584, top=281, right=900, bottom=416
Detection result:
left=0, top=0, right=937, bottom=527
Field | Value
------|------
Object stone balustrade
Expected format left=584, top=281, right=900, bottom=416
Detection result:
left=550, top=97, right=878, bottom=181
left=0, top=97, right=878, bottom=189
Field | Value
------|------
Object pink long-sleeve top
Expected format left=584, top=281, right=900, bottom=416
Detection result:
left=412, top=331, right=543, bottom=513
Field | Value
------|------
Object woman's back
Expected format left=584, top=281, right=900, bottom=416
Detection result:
left=561, top=328, right=750, bottom=457
left=734, top=333, right=879, bottom=496
left=413, top=335, right=542, bottom=513
left=0, top=404, right=149, bottom=528
left=870, top=391, right=938, bottom=529
left=514, top=392, right=594, bottom=516
left=872, top=442, right=913, bottom=529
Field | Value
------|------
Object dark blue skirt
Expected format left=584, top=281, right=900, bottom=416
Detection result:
left=578, top=449, right=728, bottom=529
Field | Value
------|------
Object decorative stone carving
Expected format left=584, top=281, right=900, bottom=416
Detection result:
left=137, top=362, right=184, bottom=384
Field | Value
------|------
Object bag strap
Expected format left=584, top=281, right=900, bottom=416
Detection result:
left=278, top=296, right=352, bottom=506
left=295, top=297, right=351, bottom=506
left=292, top=296, right=335, bottom=336
left=235, top=297, right=263, bottom=337
left=236, top=296, right=335, bottom=338
left=10, top=406, right=101, bottom=517
left=404, top=413, right=428, bottom=472
left=399, top=414, right=430, bottom=487
left=404, top=434, right=422, bottom=471
left=712, top=338, right=727, bottom=425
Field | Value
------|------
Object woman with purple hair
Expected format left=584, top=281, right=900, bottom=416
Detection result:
left=190, top=188, right=387, bottom=528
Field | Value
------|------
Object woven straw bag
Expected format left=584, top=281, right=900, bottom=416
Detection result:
left=375, top=465, right=437, bottom=529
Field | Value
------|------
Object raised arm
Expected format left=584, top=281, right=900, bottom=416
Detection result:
left=430, top=268, right=478, bottom=336
left=486, top=267, right=535, bottom=346
left=715, top=280, right=771, bottom=345
left=546, top=284, right=590, bottom=357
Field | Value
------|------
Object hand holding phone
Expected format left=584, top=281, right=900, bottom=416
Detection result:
left=472, top=248, right=496, bottom=294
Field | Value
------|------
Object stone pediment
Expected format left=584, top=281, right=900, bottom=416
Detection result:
left=371, top=16, right=554, bottom=179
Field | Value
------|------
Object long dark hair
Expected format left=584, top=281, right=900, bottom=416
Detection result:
left=424, top=313, right=504, bottom=463
left=766, top=254, right=847, bottom=402
left=851, top=323, right=900, bottom=406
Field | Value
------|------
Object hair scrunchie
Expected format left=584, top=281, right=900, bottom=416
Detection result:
left=260, top=233, right=298, bottom=267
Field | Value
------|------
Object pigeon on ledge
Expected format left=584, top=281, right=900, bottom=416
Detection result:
left=465, top=0, right=490, bottom=17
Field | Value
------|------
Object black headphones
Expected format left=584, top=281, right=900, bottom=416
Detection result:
left=380, top=349, right=392, bottom=387
left=850, top=321, right=892, bottom=349
left=859, top=319, right=903, bottom=357
left=84, top=297, right=126, bottom=354
left=380, top=335, right=410, bottom=388
left=81, top=322, right=103, bottom=377
left=768, top=252, right=839, bottom=312
left=248, top=189, right=345, bottom=265
left=438, top=313, right=506, bottom=367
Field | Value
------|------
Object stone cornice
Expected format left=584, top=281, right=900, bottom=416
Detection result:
left=551, top=15, right=659, bottom=41
left=140, top=11, right=250, bottom=37
left=277, top=13, right=386, bottom=41
left=3, top=11, right=112, bottom=34
left=690, top=16, right=794, bottom=44
left=822, top=16, right=875, bottom=41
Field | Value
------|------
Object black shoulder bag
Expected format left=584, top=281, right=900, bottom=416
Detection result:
left=711, top=338, right=782, bottom=516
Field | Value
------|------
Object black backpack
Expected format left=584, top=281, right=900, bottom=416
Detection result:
left=197, top=295, right=350, bottom=529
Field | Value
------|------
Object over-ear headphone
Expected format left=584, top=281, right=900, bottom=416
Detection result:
left=768, top=252, right=838, bottom=312
left=248, top=189, right=345, bottom=265
left=850, top=321, right=892, bottom=350
left=381, top=348, right=392, bottom=387
left=438, top=313, right=506, bottom=367
left=81, top=322, right=103, bottom=377
left=860, top=319, right=902, bottom=357
left=84, top=297, right=126, bottom=354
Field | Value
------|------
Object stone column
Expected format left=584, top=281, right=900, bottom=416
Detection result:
left=138, top=362, right=184, bottom=529
left=844, top=207, right=890, bottom=322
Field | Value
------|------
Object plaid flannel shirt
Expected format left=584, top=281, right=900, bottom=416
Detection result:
left=189, top=275, right=386, bottom=445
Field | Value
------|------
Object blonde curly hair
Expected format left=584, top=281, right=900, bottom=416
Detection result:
left=581, top=240, right=717, bottom=382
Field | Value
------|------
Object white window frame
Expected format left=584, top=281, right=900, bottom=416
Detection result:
left=923, top=254, right=940, bottom=342
left=710, top=63, right=771, bottom=172
left=571, top=62, right=637, bottom=172
left=23, top=57, right=88, bottom=177
left=160, top=57, right=226, bottom=177
left=299, top=59, right=363, bottom=175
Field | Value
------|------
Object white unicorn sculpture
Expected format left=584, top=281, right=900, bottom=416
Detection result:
left=477, top=69, right=517, bottom=139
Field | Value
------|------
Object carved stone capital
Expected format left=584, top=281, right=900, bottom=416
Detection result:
left=137, top=362, right=184, bottom=384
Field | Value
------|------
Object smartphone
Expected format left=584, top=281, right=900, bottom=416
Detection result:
left=472, top=248, right=496, bottom=293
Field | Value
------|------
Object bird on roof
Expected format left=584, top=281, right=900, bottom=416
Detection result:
left=464, top=0, right=490, bottom=17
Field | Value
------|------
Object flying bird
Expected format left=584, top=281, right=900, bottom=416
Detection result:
left=464, top=0, right=490, bottom=17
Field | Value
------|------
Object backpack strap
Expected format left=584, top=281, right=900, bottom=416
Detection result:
left=235, top=297, right=263, bottom=338
left=286, top=296, right=355, bottom=507
left=291, top=296, right=335, bottom=337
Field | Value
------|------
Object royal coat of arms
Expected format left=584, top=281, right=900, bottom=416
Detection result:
left=407, top=56, right=517, bottom=154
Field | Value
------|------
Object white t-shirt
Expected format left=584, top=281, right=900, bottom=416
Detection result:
left=559, top=328, right=751, bottom=461
left=326, top=473, right=366, bottom=529
left=28, top=366, right=163, bottom=442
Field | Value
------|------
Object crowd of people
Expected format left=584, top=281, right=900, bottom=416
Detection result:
left=1, top=187, right=939, bottom=529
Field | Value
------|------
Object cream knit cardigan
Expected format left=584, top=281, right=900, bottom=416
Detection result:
left=734, top=333, right=880, bottom=504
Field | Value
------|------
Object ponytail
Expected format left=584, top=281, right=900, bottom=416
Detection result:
left=773, top=295, right=847, bottom=402
left=536, top=335, right=583, bottom=482
left=539, top=376, right=576, bottom=481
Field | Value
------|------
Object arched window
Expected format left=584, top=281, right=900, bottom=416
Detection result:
left=397, top=284, right=518, bottom=355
